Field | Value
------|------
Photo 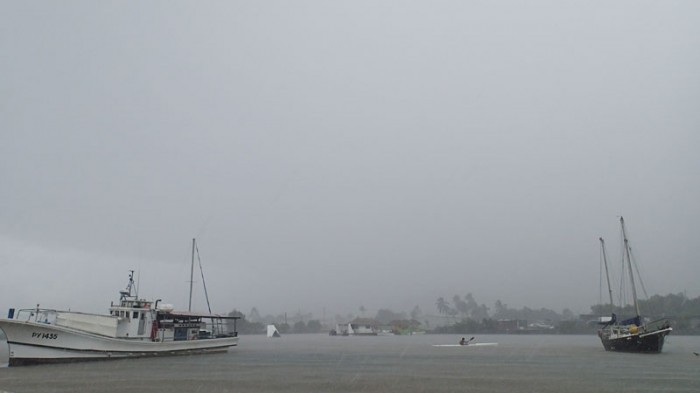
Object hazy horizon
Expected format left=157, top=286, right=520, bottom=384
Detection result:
left=2, top=1, right=698, bottom=320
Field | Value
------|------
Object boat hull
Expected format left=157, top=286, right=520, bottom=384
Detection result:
left=0, top=319, right=238, bottom=366
left=599, top=328, right=671, bottom=353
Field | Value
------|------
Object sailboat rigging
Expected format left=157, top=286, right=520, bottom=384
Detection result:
left=597, top=217, right=672, bottom=353
left=189, top=238, right=213, bottom=314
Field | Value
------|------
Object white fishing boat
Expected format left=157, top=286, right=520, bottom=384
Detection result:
left=0, top=239, right=239, bottom=366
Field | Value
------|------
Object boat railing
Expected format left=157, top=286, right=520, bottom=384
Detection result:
left=14, top=308, right=57, bottom=324
left=202, top=318, right=238, bottom=338
left=606, top=325, right=629, bottom=337
left=642, top=318, right=671, bottom=333
left=600, top=322, right=639, bottom=338
left=601, top=318, right=671, bottom=338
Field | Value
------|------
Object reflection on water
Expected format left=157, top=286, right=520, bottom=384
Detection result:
left=0, top=334, right=698, bottom=392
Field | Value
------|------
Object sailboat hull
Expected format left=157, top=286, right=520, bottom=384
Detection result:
left=599, top=327, right=672, bottom=353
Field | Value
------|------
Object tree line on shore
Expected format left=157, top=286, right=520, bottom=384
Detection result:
left=433, top=292, right=700, bottom=334
left=226, top=306, right=418, bottom=335
left=227, top=292, right=700, bottom=335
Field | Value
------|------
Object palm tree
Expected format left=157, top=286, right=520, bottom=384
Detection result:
left=436, top=297, right=450, bottom=315
left=453, top=295, right=469, bottom=317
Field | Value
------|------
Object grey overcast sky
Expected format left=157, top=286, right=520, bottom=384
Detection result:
left=1, top=1, right=698, bottom=319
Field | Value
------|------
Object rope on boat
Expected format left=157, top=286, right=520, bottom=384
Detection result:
left=195, top=242, right=213, bottom=315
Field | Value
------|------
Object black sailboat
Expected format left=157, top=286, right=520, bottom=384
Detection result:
left=597, top=217, right=672, bottom=353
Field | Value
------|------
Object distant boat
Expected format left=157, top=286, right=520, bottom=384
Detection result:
left=0, top=239, right=240, bottom=366
left=266, top=324, right=281, bottom=338
left=433, top=338, right=498, bottom=347
left=597, top=218, right=672, bottom=353
left=330, top=318, right=380, bottom=336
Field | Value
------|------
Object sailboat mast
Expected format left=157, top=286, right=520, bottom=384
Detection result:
left=620, top=217, right=641, bottom=317
left=189, top=238, right=195, bottom=312
left=599, top=237, right=614, bottom=312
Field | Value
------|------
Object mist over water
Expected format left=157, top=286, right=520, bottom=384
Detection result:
left=1, top=334, right=699, bottom=392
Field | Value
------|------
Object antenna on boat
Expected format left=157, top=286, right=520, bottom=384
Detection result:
left=120, top=270, right=135, bottom=301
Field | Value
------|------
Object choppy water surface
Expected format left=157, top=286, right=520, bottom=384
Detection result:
left=1, top=334, right=699, bottom=392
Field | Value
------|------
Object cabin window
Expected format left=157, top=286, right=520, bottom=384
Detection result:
left=133, top=312, right=139, bottom=319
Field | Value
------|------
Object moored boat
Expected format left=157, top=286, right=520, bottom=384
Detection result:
left=597, top=218, right=672, bottom=353
left=0, top=239, right=239, bottom=366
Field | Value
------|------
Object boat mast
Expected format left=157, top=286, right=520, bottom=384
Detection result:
left=120, top=270, right=135, bottom=301
left=620, top=217, right=641, bottom=317
left=189, top=238, right=195, bottom=312
left=599, top=237, right=614, bottom=313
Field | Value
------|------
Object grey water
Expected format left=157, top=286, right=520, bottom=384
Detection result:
left=1, top=334, right=699, bottom=392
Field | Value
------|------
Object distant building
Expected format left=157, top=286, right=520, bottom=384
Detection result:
left=496, top=319, right=528, bottom=333
left=330, top=318, right=379, bottom=336
left=390, top=319, right=423, bottom=335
